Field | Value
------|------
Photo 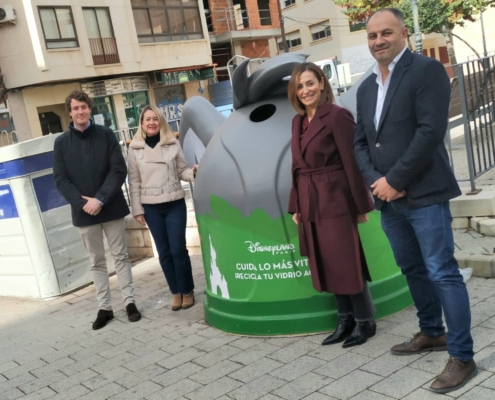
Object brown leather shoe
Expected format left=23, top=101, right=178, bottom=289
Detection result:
left=391, top=332, right=448, bottom=355
left=171, top=294, right=182, bottom=311
left=182, top=291, right=195, bottom=310
left=429, top=357, right=478, bottom=394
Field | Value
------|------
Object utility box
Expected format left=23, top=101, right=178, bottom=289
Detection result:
left=0, top=135, right=115, bottom=298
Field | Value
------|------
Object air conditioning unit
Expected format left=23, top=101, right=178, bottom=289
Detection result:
left=0, top=4, right=16, bottom=24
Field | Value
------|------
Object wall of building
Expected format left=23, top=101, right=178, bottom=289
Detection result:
left=453, top=8, right=495, bottom=63
left=275, top=0, right=374, bottom=75
left=0, top=0, right=212, bottom=89
left=209, top=0, right=230, bottom=34
left=112, top=93, right=128, bottom=132
left=209, top=0, right=280, bottom=34
left=410, top=33, right=449, bottom=64
left=0, top=1, right=217, bottom=141
left=7, top=92, right=31, bottom=142
left=22, top=82, right=81, bottom=139
left=14, top=74, right=213, bottom=141
left=37, top=104, right=71, bottom=134
left=240, top=39, right=270, bottom=58
left=277, top=0, right=469, bottom=75
left=245, top=0, right=280, bottom=29
left=184, top=80, right=211, bottom=103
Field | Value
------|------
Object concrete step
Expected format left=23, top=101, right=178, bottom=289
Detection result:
left=125, top=215, right=201, bottom=259
left=470, top=217, right=495, bottom=237
left=451, top=188, right=495, bottom=218
left=454, top=227, right=495, bottom=278
left=452, top=216, right=495, bottom=237
left=456, top=252, right=495, bottom=279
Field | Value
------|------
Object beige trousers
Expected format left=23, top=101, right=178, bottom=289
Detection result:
left=79, top=218, right=135, bottom=310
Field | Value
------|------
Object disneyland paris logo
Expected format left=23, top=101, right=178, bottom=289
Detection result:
left=245, top=241, right=295, bottom=255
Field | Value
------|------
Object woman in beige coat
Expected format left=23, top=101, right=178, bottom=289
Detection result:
left=128, top=105, right=198, bottom=311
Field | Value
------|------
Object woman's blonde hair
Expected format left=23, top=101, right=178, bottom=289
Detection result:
left=134, top=105, right=176, bottom=143
left=288, top=62, right=334, bottom=115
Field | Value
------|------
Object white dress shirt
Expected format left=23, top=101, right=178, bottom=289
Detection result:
left=374, top=46, right=408, bottom=130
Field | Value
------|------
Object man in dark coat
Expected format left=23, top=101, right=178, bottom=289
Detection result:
left=54, top=90, right=141, bottom=330
left=353, top=8, right=476, bottom=394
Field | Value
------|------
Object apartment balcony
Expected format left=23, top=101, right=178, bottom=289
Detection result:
left=89, top=37, right=120, bottom=66
left=208, top=5, right=280, bottom=44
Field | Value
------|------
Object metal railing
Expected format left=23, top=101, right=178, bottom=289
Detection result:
left=0, top=130, right=18, bottom=147
left=468, top=51, right=495, bottom=61
left=448, top=55, right=495, bottom=193
left=226, top=55, right=264, bottom=83
left=114, top=128, right=135, bottom=206
left=89, top=37, right=120, bottom=66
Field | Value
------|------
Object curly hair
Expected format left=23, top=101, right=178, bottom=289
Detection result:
left=65, top=90, right=93, bottom=113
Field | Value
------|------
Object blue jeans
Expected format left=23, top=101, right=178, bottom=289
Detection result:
left=381, top=200, right=473, bottom=362
left=143, top=199, right=194, bottom=295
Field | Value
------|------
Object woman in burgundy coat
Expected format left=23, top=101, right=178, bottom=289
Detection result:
left=288, top=62, right=376, bottom=348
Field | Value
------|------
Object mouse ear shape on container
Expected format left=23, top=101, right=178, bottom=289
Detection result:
left=232, top=53, right=310, bottom=110
left=232, top=58, right=250, bottom=110
left=179, top=96, right=226, bottom=150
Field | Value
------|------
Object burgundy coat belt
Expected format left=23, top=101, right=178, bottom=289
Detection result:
left=293, top=164, right=344, bottom=223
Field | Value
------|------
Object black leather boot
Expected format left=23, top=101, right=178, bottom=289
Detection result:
left=342, top=320, right=377, bottom=348
left=322, top=315, right=355, bottom=346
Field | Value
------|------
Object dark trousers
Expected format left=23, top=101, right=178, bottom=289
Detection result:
left=335, top=284, right=375, bottom=322
left=143, top=199, right=195, bottom=295
left=381, top=200, right=473, bottom=362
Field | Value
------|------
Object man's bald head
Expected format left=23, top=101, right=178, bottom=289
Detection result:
left=368, top=8, right=406, bottom=28
left=366, top=8, right=408, bottom=67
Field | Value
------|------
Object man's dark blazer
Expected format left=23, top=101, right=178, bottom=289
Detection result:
left=353, top=48, right=461, bottom=210
left=54, top=122, right=130, bottom=227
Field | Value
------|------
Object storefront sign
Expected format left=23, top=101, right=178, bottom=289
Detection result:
left=159, top=67, right=215, bottom=86
left=82, top=76, right=148, bottom=97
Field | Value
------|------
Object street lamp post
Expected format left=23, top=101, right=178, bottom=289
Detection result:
left=410, top=0, right=423, bottom=54
left=480, top=9, right=488, bottom=57
left=276, top=0, right=288, bottom=53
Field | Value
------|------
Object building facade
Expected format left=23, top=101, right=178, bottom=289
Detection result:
left=271, top=0, right=376, bottom=79
left=0, top=0, right=213, bottom=141
left=272, top=0, right=450, bottom=80
left=452, top=8, right=495, bottom=63
left=205, top=0, right=281, bottom=81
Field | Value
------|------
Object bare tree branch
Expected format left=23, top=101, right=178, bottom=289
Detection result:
left=451, top=33, right=481, bottom=60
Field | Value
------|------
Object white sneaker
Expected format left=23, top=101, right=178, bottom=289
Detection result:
left=459, top=268, right=473, bottom=283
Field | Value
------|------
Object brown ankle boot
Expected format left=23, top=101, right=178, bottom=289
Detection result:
left=182, top=291, right=195, bottom=310
left=171, top=294, right=182, bottom=311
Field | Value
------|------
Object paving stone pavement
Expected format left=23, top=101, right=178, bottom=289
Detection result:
left=1, top=256, right=495, bottom=400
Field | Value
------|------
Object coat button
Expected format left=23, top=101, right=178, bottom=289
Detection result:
left=376, top=143, right=381, bottom=148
